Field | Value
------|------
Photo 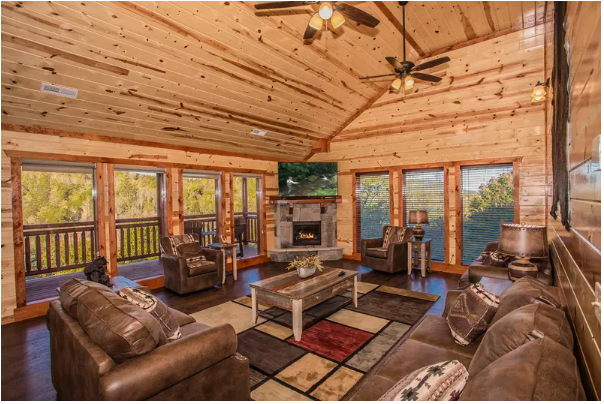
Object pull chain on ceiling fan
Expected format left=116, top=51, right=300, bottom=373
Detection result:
left=254, top=1, right=380, bottom=40
left=359, top=1, right=450, bottom=92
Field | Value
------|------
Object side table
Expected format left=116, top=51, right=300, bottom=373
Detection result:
left=407, top=238, right=432, bottom=277
left=207, top=242, right=238, bottom=283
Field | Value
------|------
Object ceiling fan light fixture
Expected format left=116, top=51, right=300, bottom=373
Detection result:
left=390, top=77, right=402, bottom=91
left=404, top=75, right=414, bottom=89
left=309, top=12, right=324, bottom=30
left=331, top=10, right=345, bottom=29
left=319, top=2, right=334, bottom=19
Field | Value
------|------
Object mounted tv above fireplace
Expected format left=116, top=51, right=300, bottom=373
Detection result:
left=278, top=162, right=338, bottom=197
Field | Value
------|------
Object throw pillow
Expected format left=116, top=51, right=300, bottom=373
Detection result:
left=382, top=226, right=394, bottom=248
left=379, top=360, right=468, bottom=401
left=59, top=278, right=115, bottom=318
left=176, top=242, right=205, bottom=259
left=118, top=287, right=181, bottom=341
left=446, top=283, right=500, bottom=346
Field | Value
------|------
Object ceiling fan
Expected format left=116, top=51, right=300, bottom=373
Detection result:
left=254, top=1, right=380, bottom=40
left=359, top=1, right=450, bottom=92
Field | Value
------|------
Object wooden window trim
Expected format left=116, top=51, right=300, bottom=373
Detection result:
left=353, top=170, right=392, bottom=254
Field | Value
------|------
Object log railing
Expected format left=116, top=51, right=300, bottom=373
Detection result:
left=23, top=221, right=96, bottom=277
left=116, top=217, right=161, bottom=262
left=184, top=214, right=217, bottom=246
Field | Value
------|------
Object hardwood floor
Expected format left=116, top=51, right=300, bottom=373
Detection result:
left=1, top=259, right=461, bottom=401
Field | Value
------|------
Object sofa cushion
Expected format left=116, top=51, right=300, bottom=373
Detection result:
left=446, top=283, right=499, bottom=346
left=59, top=278, right=115, bottom=318
left=491, top=276, right=562, bottom=324
left=77, top=287, right=167, bottom=362
left=366, top=247, right=388, bottom=259
left=118, top=287, right=181, bottom=341
left=188, top=260, right=218, bottom=277
left=468, top=304, right=573, bottom=378
left=408, top=315, right=481, bottom=359
left=160, top=234, right=196, bottom=255
left=379, top=360, right=468, bottom=401
left=460, top=337, right=585, bottom=401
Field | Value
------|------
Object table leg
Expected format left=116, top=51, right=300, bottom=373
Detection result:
left=292, top=299, right=303, bottom=341
left=251, top=288, right=258, bottom=324
left=232, top=246, right=238, bottom=281
left=427, top=244, right=432, bottom=273
left=352, top=276, right=358, bottom=308
left=421, top=243, right=426, bottom=278
left=222, top=250, right=227, bottom=284
left=407, top=242, right=412, bottom=275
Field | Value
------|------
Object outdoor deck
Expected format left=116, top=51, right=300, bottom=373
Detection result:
left=25, top=244, right=259, bottom=303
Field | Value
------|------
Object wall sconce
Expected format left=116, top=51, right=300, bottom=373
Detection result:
left=531, top=78, right=550, bottom=103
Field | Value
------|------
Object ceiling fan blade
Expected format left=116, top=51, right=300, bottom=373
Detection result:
left=410, top=72, right=442, bottom=83
left=334, top=3, right=380, bottom=28
left=303, top=23, right=318, bottom=40
left=359, top=73, right=398, bottom=80
left=254, top=1, right=318, bottom=10
left=385, top=57, right=404, bottom=71
left=412, top=56, right=451, bottom=72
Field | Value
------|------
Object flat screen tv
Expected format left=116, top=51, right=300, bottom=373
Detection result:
left=278, top=162, right=338, bottom=197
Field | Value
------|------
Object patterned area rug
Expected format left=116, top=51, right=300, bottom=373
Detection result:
left=191, top=282, right=439, bottom=401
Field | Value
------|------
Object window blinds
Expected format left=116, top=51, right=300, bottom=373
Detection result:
left=461, top=164, right=515, bottom=264
left=403, top=168, right=445, bottom=262
left=355, top=172, right=390, bottom=252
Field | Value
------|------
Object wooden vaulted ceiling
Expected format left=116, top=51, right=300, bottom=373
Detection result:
left=1, top=1, right=544, bottom=161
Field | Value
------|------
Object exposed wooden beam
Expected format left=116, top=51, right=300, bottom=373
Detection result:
left=107, top=164, right=117, bottom=277
left=1, top=123, right=299, bottom=162
left=95, top=162, right=107, bottom=270
left=177, top=169, right=184, bottom=233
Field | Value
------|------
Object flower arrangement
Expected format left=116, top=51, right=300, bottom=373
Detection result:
left=287, top=254, right=324, bottom=278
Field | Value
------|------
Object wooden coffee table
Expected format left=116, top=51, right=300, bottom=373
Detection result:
left=250, top=267, right=359, bottom=341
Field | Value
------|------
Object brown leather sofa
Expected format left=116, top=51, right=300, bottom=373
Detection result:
left=361, top=226, right=413, bottom=273
left=347, top=278, right=585, bottom=401
left=48, top=279, right=250, bottom=400
left=459, top=241, right=553, bottom=289
left=160, top=234, right=225, bottom=294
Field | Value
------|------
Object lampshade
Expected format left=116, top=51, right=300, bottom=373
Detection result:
left=404, top=75, right=414, bottom=90
left=318, top=2, right=333, bottom=19
left=408, top=210, right=429, bottom=224
left=497, top=223, right=548, bottom=258
left=331, top=10, right=345, bottom=29
left=309, top=13, right=324, bottom=30
left=390, top=77, right=402, bottom=91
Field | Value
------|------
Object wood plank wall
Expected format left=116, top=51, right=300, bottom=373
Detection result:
left=546, top=1, right=601, bottom=399
left=0, top=129, right=278, bottom=322
left=311, top=27, right=548, bottom=260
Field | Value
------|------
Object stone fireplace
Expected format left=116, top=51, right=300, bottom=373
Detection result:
left=269, top=202, right=343, bottom=262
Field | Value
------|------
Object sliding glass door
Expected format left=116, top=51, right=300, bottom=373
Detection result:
left=402, top=168, right=445, bottom=261
left=461, top=164, right=515, bottom=264
left=233, top=174, right=262, bottom=258
left=355, top=172, right=390, bottom=252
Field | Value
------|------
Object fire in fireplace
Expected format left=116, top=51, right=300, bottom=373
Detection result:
left=292, top=221, right=321, bottom=246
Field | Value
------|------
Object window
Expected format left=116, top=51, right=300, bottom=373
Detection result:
left=355, top=172, right=390, bottom=252
left=183, top=171, right=220, bottom=246
left=233, top=174, right=262, bottom=257
left=461, top=164, right=515, bottom=264
left=403, top=168, right=445, bottom=261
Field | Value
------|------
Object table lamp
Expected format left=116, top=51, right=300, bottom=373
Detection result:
left=496, top=223, right=548, bottom=281
left=408, top=210, right=429, bottom=241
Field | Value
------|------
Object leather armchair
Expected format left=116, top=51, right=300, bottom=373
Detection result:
left=160, top=234, right=225, bottom=294
left=361, top=226, right=413, bottom=273
left=47, top=300, right=250, bottom=400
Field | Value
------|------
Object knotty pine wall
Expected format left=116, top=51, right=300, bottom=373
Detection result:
left=546, top=2, right=601, bottom=399
left=311, top=27, right=548, bottom=261
left=1, top=130, right=278, bottom=322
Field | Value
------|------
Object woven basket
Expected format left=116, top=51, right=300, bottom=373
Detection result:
left=296, top=266, right=316, bottom=279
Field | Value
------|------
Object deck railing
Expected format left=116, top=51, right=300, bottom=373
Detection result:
left=184, top=214, right=217, bottom=246
left=23, top=221, right=96, bottom=276
left=234, top=212, right=258, bottom=244
left=116, top=217, right=161, bottom=262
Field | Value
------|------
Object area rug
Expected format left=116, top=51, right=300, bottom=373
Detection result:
left=191, top=282, right=439, bottom=401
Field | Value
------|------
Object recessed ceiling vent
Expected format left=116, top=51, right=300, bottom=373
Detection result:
left=250, top=129, right=267, bottom=136
left=40, top=82, right=78, bottom=99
